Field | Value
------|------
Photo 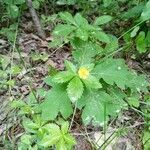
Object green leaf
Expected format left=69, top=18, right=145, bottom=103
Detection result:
left=83, top=75, right=102, bottom=89
left=103, top=0, right=112, bottom=7
left=40, top=84, right=73, bottom=120
left=94, top=15, right=112, bottom=26
left=92, top=31, right=110, bottom=43
left=59, top=12, right=75, bottom=25
left=44, top=76, right=56, bottom=87
left=46, top=123, right=60, bottom=134
left=64, top=60, right=77, bottom=73
left=48, top=37, right=64, bottom=48
left=67, top=77, right=83, bottom=102
left=104, top=35, right=118, bottom=53
left=57, top=0, right=75, bottom=5
left=22, top=118, right=40, bottom=133
left=108, top=87, right=127, bottom=112
left=130, top=26, right=140, bottom=38
left=11, top=100, right=26, bottom=108
left=70, top=37, right=84, bottom=49
left=121, top=3, right=145, bottom=19
left=93, top=58, right=130, bottom=89
left=145, top=31, right=150, bottom=46
left=7, top=79, right=15, bottom=87
left=78, top=91, right=125, bottom=125
left=53, top=24, right=76, bottom=37
left=127, top=74, right=149, bottom=93
left=94, top=58, right=149, bottom=92
left=135, top=31, right=147, bottom=53
left=7, top=5, right=19, bottom=18
left=141, top=0, right=150, bottom=21
left=11, top=65, right=21, bottom=75
left=14, top=0, right=25, bottom=4
left=82, top=63, right=95, bottom=71
left=143, top=130, right=150, bottom=150
left=56, top=139, right=67, bottom=150
left=64, top=134, right=76, bottom=145
left=33, top=0, right=40, bottom=9
left=72, top=42, right=99, bottom=65
left=76, top=28, right=88, bottom=41
left=74, top=13, right=88, bottom=27
left=3, top=0, right=13, bottom=4
left=41, top=134, right=61, bottom=147
left=61, top=122, right=69, bottom=134
left=41, top=123, right=75, bottom=148
left=0, top=55, right=10, bottom=70
left=53, top=71, right=75, bottom=83
left=20, top=134, right=31, bottom=145
left=128, top=97, right=139, bottom=108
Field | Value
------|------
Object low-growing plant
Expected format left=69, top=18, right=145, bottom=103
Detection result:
left=44, top=12, right=149, bottom=126
left=41, top=14, right=58, bottom=28
left=7, top=3, right=150, bottom=147
left=0, top=23, right=17, bottom=42
left=122, top=0, right=150, bottom=54
left=0, top=0, right=45, bottom=20
left=0, top=0, right=25, bottom=19
left=141, top=94, right=150, bottom=150
left=49, top=12, right=113, bottom=49
left=18, top=118, right=76, bottom=149
left=0, top=54, right=22, bottom=91
left=12, top=90, right=76, bottom=149
left=11, top=11, right=149, bottom=149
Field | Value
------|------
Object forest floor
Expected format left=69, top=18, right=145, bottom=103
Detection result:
left=0, top=11, right=150, bottom=150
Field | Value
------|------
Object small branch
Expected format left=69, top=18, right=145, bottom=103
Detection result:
left=26, top=0, right=46, bottom=39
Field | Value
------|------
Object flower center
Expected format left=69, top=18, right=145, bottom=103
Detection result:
left=78, top=67, right=89, bottom=79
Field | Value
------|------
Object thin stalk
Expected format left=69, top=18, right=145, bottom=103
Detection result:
left=69, top=101, right=77, bottom=131
left=118, top=20, right=145, bottom=40
left=103, top=102, right=107, bottom=146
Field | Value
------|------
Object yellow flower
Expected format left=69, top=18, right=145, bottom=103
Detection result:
left=78, top=67, right=89, bottom=79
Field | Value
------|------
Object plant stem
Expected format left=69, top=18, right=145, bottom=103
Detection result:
left=69, top=101, right=77, bottom=131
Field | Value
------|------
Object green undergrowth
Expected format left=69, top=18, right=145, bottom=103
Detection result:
left=0, top=0, right=150, bottom=149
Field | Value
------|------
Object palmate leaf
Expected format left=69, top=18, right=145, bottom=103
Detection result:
left=67, top=77, right=83, bottom=103
left=93, top=58, right=149, bottom=91
left=93, top=58, right=131, bottom=89
left=40, top=84, right=73, bottom=120
left=77, top=90, right=126, bottom=125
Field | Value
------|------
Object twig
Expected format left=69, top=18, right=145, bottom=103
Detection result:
left=26, top=0, right=46, bottom=39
